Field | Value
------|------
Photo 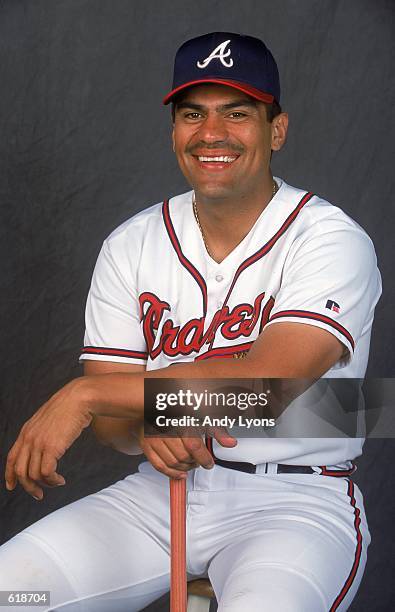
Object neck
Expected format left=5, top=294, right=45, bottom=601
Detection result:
left=195, top=175, right=276, bottom=218
left=193, top=176, right=278, bottom=263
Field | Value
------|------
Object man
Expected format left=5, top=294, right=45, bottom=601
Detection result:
left=1, top=32, right=381, bottom=611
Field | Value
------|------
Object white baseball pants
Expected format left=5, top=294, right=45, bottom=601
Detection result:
left=0, top=461, right=370, bottom=611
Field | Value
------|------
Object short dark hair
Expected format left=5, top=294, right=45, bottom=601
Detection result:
left=264, top=100, right=282, bottom=122
left=171, top=98, right=282, bottom=123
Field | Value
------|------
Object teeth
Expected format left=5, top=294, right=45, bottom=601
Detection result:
left=197, top=156, right=237, bottom=162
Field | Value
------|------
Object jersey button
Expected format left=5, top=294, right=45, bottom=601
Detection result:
left=215, top=274, right=224, bottom=282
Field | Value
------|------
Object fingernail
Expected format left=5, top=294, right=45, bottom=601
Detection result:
left=33, top=495, right=42, bottom=501
left=56, top=481, right=65, bottom=486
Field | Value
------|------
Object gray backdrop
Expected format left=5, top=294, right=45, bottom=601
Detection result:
left=0, top=1, right=394, bottom=610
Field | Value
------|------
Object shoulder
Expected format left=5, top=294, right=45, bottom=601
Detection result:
left=103, top=190, right=193, bottom=255
left=279, top=178, right=377, bottom=257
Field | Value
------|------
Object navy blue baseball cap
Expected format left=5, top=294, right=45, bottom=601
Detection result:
left=163, top=32, right=280, bottom=105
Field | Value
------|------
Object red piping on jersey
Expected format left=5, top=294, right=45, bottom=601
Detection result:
left=269, top=309, right=355, bottom=351
left=223, top=191, right=314, bottom=307
left=208, top=191, right=314, bottom=350
left=81, top=346, right=148, bottom=360
left=329, top=479, right=363, bottom=611
left=195, top=342, right=253, bottom=360
left=162, top=199, right=208, bottom=316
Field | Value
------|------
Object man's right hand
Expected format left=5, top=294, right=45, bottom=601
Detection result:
left=138, top=426, right=237, bottom=479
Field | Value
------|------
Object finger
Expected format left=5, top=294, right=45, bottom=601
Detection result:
left=28, top=447, right=43, bottom=482
left=144, top=446, right=188, bottom=479
left=182, top=438, right=214, bottom=469
left=211, top=427, right=238, bottom=448
left=14, top=446, right=44, bottom=500
left=144, top=438, right=196, bottom=472
left=40, top=451, right=65, bottom=487
left=5, top=439, right=23, bottom=490
left=162, top=438, right=199, bottom=468
left=28, top=448, right=65, bottom=488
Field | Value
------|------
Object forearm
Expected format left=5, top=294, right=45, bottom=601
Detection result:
left=80, top=324, right=343, bottom=421
left=81, top=356, right=265, bottom=420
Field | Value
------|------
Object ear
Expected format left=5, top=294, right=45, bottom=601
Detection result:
left=271, top=112, right=289, bottom=151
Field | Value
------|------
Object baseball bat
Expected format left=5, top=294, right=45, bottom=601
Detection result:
left=170, top=477, right=187, bottom=612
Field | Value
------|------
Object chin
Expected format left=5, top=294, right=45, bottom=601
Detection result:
left=193, top=183, right=236, bottom=200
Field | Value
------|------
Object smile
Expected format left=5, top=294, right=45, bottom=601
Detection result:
left=196, top=155, right=238, bottom=163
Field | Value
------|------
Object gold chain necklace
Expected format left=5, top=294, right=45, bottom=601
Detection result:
left=193, top=179, right=278, bottom=259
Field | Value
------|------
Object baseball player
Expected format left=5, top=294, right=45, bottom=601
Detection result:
left=1, top=32, right=382, bottom=612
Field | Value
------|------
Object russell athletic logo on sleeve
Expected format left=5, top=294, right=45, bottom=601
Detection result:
left=197, top=40, right=234, bottom=69
left=326, top=300, right=340, bottom=313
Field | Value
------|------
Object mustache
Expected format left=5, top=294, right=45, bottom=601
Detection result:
left=185, top=141, right=245, bottom=155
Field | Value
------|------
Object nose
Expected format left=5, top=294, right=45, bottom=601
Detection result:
left=198, top=112, right=228, bottom=144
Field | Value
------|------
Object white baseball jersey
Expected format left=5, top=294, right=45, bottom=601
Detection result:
left=80, top=178, right=381, bottom=467
left=0, top=179, right=378, bottom=612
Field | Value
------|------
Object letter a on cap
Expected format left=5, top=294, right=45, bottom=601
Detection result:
left=197, top=40, right=234, bottom=69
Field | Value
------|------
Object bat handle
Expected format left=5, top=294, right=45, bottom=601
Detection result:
left=170, top=478, right=187, bottom=612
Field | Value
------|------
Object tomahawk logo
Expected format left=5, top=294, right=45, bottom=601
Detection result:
left=197, top=39, right=234, bottom=69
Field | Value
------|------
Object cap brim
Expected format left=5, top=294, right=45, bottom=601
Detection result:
left=163, top=78, right=275, bottom=105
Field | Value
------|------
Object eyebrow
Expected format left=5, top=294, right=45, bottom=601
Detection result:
left=176, top=99, right=258, bottom=112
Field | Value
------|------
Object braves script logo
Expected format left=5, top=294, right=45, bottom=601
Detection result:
left=197, top=39, right=234, bottom=69
left=139, top=292, right=274, bottom=359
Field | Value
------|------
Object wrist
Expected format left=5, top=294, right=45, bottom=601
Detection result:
left=70, top=371, right=144, bottom=419
left=69, top=376, right=98, bottom=419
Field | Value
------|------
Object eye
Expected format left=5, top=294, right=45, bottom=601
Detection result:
left=228, top=111, right=248, bottom=119
left=184, top=112, right=203, bottom=120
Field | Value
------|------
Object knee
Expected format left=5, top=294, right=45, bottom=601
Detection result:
left=217, top=566, right=326, bottom=612
left=0, top=536, right=44, bottom=589
left=0, top=534, right=77, bottom=602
